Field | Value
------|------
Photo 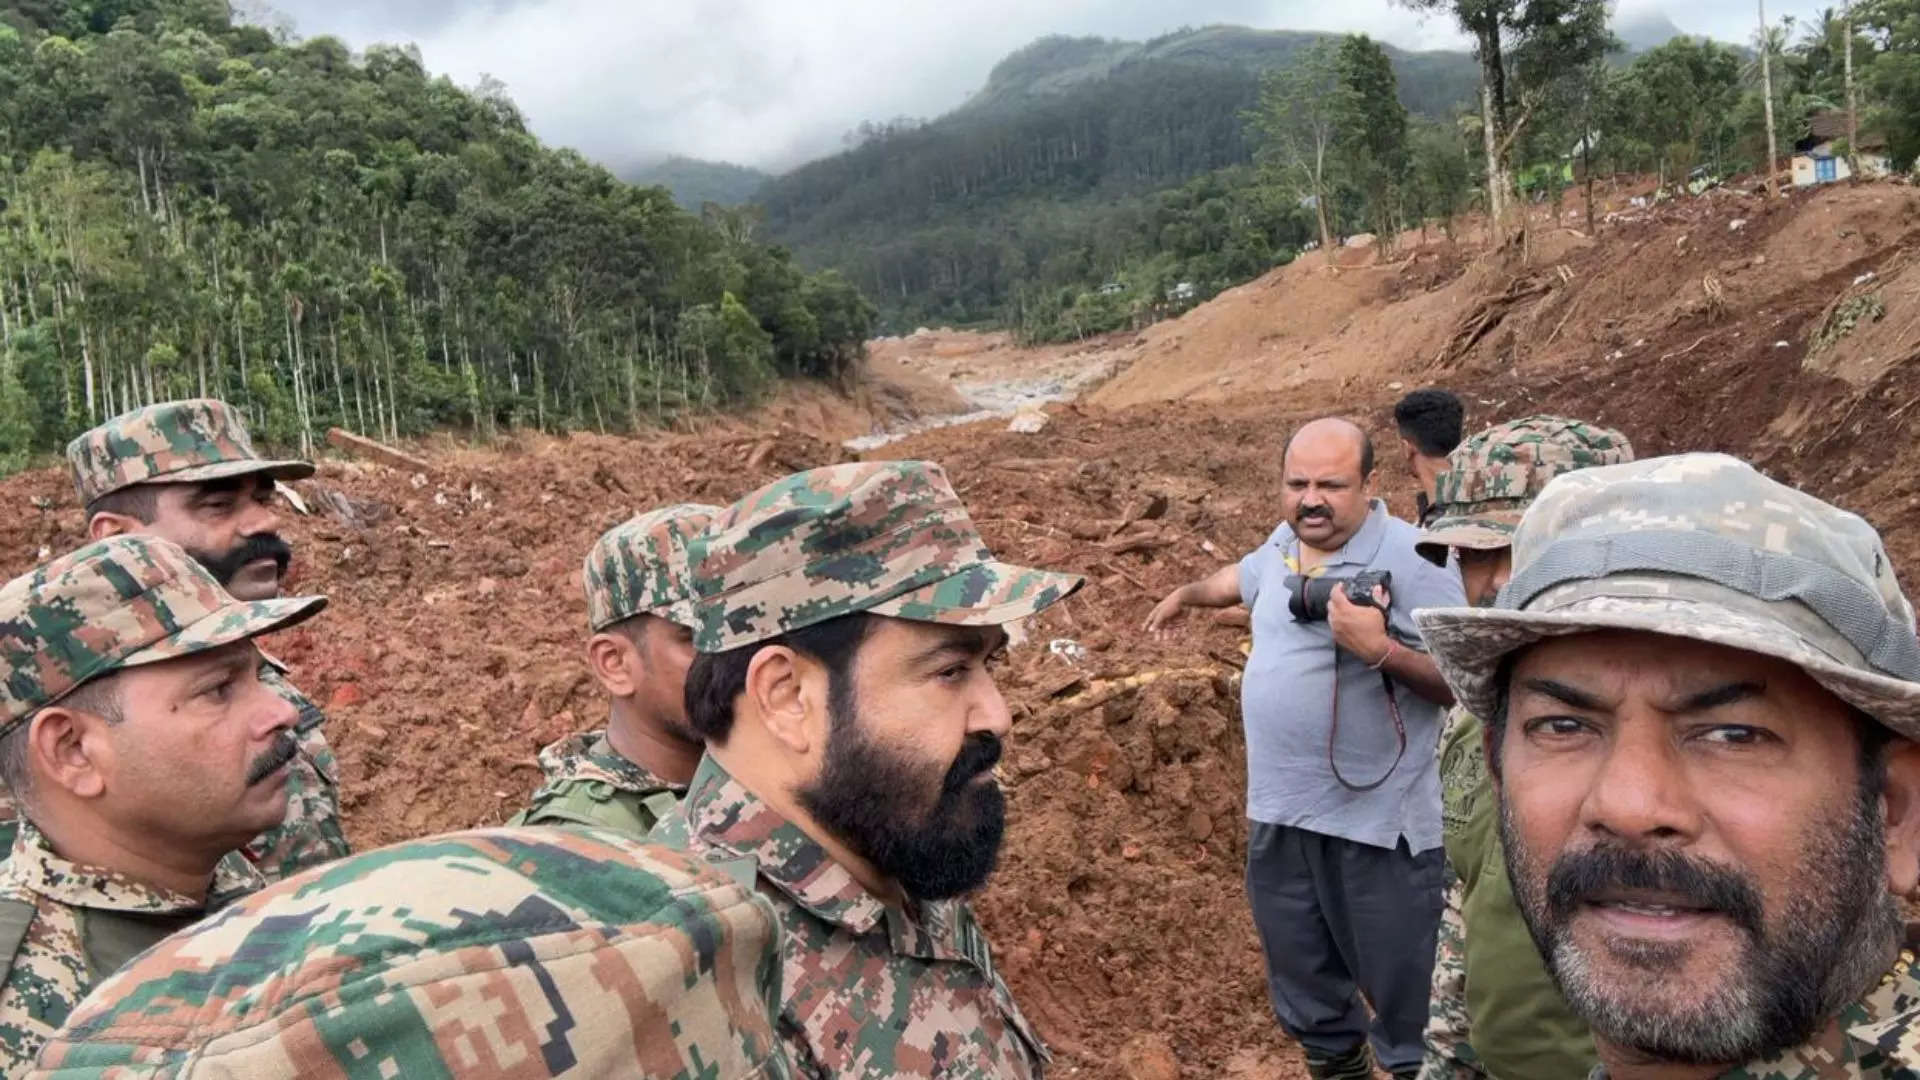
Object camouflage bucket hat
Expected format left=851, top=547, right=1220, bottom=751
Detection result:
left=585, top=503, right=721, bottom=631
left=67, top=399, right=314, bottom=507
left=0, top=536, right=325, bottom=735
left=1413, top=453, right=1920, bottom=736
left=30, top=827, right=790, bottom=1079
left=688, top=461, right=1084, bottom=653
left=1416, top=415, right=1634, bottom=566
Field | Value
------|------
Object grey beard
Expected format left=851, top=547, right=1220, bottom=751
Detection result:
left=1499, top=790, right=1901, bottom=1066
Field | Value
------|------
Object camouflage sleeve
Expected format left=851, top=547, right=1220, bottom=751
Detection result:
left=1417, top=867, right=1486, bottom=1080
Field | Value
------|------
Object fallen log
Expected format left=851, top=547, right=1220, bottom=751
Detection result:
left=326, top=428, right=434, bottom=474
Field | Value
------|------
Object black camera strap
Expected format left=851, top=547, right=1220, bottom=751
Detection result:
left=1328, top=668, right=1407, bottom=793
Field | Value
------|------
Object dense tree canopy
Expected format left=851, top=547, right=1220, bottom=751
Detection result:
left=0, top=0, right=875, bottom=467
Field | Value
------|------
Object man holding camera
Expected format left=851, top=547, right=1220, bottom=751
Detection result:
left=1147, top=417, right=1465, bottom=1080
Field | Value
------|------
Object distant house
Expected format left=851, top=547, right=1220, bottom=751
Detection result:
left=1166, top=281, right=1196, bottom=302
left=1792, top=112, right=1893, bottom=187
left=1096, top=281, right=1126, bottom=296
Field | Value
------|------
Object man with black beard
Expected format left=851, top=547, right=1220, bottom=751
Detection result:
left=19, top=399, right=352, bottom=883
left=1414, top=453, right=1920, bottom=1080
left=651, top=460, right=1083, bottom=1078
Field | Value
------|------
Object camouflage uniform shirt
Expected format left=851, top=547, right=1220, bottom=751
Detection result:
left=0, top=823, right=260, bottom=1073
left=511, top=730, right=686, bottom=836
left=244, top=663, right=349, bottom=882
left=1586, top=925, right=1920, bottom=1078
left=654, top=755, right=1048, bottom=1079
left=0, top=664, right=345, bottom=884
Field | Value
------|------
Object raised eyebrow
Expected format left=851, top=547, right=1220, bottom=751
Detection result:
left=1516, top=677, right=1605, bottom=711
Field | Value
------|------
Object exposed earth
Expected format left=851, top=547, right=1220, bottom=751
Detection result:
left=6, top=179, right=1920, bottom=1077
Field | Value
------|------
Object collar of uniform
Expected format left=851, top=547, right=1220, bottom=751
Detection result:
left=680, top=754, right=979, bottom=962
left=1589, top=927, right=1920, bottom=1080
left=681, top=754, right=886, bottom=933
left=536, top=730, right=681, bottom=795
left=1, top=821, right=256, bottom=914
left=1831, top=926, right=1920, bottom=1070
left=1277, top=499, right=1391, bottom=570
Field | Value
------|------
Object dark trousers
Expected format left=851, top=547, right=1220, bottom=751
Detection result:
left=1246, top=822, right=1444, bottom=1073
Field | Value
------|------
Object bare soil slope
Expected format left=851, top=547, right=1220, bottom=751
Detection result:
left=5, top=181, right=1920, bottom=1078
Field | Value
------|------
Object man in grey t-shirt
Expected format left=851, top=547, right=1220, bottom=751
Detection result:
left=1148, top=417, right=1465, bottom=1080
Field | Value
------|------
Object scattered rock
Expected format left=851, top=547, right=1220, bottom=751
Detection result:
left=329, top=683, right=368, bottom=709
left=1008, top=409, right=1050, bottom=434
left=1119, top=1034, right=1181, bottom=1080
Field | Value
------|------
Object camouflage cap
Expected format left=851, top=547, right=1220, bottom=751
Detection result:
left=0, top=536, right=325, bottom=735
left=1413, top=453, right=1920, bottom=737
left=585, top=503, right=721, bottom=632
left=1416, top=415, right=1634, bottom=566
left=30, top=827, right=790, bottom=1079
left=687, top=461, right=1083, bottom=653
left=67, top=399, right=314, bottom=508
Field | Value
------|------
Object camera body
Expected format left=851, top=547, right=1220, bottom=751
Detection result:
left=1286, top=569, right=1392, bottom=622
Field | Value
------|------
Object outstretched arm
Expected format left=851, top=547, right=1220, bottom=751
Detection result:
left=1144, top=564, right=1243, bottom=633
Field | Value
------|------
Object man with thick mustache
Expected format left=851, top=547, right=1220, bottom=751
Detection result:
left=0, top=399, right=351, bottom=883
left=1146, top=418, right=1465, bottom=1080
left=652, top=460, right=1082, bottom=1077
left=0, top=535, right=326, bottom=1071
left=1415, top=453, right=1920, bottom=1079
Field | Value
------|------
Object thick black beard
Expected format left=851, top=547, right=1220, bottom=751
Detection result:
left=1500, top=782, right=1899, bottom=1065
left=191, top=533, right=292, bottom=587
left=797, top=695, right=1006, bottom=901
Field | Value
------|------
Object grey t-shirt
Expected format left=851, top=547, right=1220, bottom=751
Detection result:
left=1238, top=499, right=1466, bottom=853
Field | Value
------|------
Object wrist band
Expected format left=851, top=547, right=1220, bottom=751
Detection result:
left=1370, top=640, right=1398, bottom=671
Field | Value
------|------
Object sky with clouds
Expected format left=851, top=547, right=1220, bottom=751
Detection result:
left=257, top=0, right=1841, bottom=175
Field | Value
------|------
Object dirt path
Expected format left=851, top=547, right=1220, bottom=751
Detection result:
left=5, top=180, right=1920, bottom=1077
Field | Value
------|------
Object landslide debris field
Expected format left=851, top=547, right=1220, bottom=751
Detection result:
left=8, top=181, right=1920, bottom=1077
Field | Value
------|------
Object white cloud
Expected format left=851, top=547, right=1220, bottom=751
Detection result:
left=266, top=0, right=1843, bottom=174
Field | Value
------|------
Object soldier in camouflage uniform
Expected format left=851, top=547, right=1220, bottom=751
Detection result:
left=652, top=460, right=1083, bottom=1078
left=510, top=503, right=719, bottom=835
left=12, top=398, right=351, bottom=885
left=30, top=826, right=791, bottom=1078
left=1411, top=416, right=1632, bottom=1080
left=1415, top=453, right=1920, bottom=1079
left=0, top=534, right=327, bottom=1073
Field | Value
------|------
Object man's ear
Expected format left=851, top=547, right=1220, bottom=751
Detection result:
left=585, top=633, right=639, bottom=698
left=29, top=708, right=110, bottom=801
left=743, top=646, right=815, bottom=755
left=1881, top=739, right=1920, bottom=898
left=87, top=513, right=137, bottom=541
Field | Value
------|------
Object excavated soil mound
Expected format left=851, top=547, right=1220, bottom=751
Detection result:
left=6, top=181, right=1920, bottom=1078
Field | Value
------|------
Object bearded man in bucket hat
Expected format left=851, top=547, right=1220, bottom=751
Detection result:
left=510, top=503, right=720, bottom=836
left=1414, top=453, right=1920, bottom=1079
left=1414, top=416, right=1632, bottom=1080
left=0, top=399, right=351, bottom=887
left=0, top=535, right=325, bottom=1072
left=651, top=460, right=1082, bottom=1078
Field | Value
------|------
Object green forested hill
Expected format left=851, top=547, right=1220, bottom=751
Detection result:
left=0, top=0, right=873, bottom=468
left=629, top=156, right=771, bottom=210
left=758, top=25, right=1482, bottom=332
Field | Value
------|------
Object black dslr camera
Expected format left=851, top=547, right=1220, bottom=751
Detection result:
left=1285, top=569, right=1391, bottom=622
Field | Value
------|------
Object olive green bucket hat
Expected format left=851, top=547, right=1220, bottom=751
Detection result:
left=1414, top=453, right=1920, bottom=735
